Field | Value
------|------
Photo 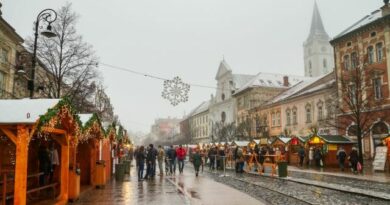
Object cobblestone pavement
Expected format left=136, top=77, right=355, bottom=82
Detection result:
left=206, top=169, right=390, bottom=205
left=288, top=168, right=390, bottom=194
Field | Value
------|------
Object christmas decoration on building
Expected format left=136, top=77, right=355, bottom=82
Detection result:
left=162, top=76, right=190, bottom=106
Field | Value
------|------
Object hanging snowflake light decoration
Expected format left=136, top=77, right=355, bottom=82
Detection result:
left=162, top=76, right=190, bottom=106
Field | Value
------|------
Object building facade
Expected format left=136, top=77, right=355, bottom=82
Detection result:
left=303, top=2, right=334, bottom=77
left=330, top=2, right=390, bottom=158
left=188, top=101, right=211, bottom=143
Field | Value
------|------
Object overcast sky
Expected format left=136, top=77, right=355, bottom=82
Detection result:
left=2, top=0, right=383, bottom=133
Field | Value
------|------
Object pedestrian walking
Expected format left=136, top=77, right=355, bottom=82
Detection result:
left=298, top=146, right=305, bottom=167
left=157, top=145, right=165, bottom=176
left=167, top=145, right=176, bottom=174
left=192, top=149, right=202, bottom=177
left=336, top=146, right=347, bottom=171
left=308, top=147, right=314, bottom=166
left=236, top=147, right=245, bottom=173
left=176, top=144, right=187, bottom=174
left=349, top=147, right=359, bottom=174
left=136, top=146, right=146, bottom=181
left=314, top=147, right=323, bottom=167
left=145, top=144, right=157, bottom=179
left=208, top=146, right=217, bottom=170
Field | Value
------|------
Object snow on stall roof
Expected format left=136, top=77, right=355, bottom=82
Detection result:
left=0, top=98, right=60, bottom=124
left=235, top=72, right=310, bottom=95
left=233, top=141, right=249, bottom=147
left=78, top=114, right=94, bottom=126
left=278, top=137, right=291, bottom=144
left=334, top=10, right=382, bottom=39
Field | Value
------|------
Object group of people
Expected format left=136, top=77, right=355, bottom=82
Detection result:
left=133, top=144, right=187, bottom=181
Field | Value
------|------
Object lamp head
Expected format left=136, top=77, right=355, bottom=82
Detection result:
left=41, top=24, right=56, bottom=38
left=16, top=65, right=26, bottom=75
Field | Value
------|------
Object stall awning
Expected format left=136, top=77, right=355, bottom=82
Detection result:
left=309, top=135, right=355, bottom=144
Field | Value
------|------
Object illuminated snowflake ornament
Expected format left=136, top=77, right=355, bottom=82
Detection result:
left=162, top=76, right=190, bottom=106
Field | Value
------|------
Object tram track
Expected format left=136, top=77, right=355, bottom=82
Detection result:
left=203, top=168, right=389, bottom=205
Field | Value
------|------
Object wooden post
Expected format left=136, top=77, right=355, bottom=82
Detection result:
left=13, top=125, right=30, bottom=205
left=57, top=134, right=70, bottom=202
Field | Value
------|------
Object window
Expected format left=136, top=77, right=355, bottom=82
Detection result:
left=323, top=58, right=327, bottom=68
left=349, top=84, right=357, bottom=105
left=0, top=48, right=8, bottom=63
left=371, top=32, right=376, bottom=37
left=351, top=52, right=358, bottom=69
left=376, top=43, right=383, bottom=62
left=292, top=108, right=297, bottom=125
left=308, top=61, right=312, bottom=76
left=221, top=112, right=226, bottom=123
left=368, top=46, right=374, bottom=64
left=347, top=42, right=352, bottom=47
left=373, top=78, right=382, bottom=100
left=286, top=109, right=291, bottom=126
left=276, top=112, right=281, bottom=126
left=318, top=106, right=323, bottom=121
left=271, top=113, right=276, bottom=127
left=306, top=104, right=312, bottom=123
left=0, top=72, right=4, bottom=93
left=343, top=55, right=350, bottom=70
left=221, top=93, right=225, bottom=101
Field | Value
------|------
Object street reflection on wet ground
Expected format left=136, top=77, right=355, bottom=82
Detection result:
left=73, top=164, right=263, bottom=205
left=73, top=168, right=187, bottom=205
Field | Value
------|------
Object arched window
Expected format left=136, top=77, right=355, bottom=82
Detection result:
left=286, top=109, right=291, bottom=126
left=317, top=101, right=324, bottom=121
left=305, top=104, right=312, bottom=123
left=368, top=46, right=374, bottom=64
left=351, top=52, right=358, bottom=69
left=323, top=58, right=327, bottom=68
left=221, top=112, right=226, bottom=123
left=343, top=55, right=350, bottom=70
left=292, top=107, right=297, bottom=125
left=376, top=43, right=383, bottom=62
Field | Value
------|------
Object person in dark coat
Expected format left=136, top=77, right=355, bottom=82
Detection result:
left=298, top=146, right=305, bottom=167
left=136, top=146, right=146, bottom=181
left=208, top=146, right=217, bottom=170
left=349, top=147, right=359, bottom=174
left=314, top=147, right=323, bottom=167
left=336, top=146, right=347, bottom=171
left=166, top=145, right=176, bottom=174
left=38, top=144, right=50, bottom=185
left=192, top=149, right=202, bottom=177
left=145, top=144, right=157, bottom=179
left=259, top=147, right=267, bottom=165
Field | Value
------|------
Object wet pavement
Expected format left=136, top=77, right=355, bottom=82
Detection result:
left=73, top=163, right=264, bottom=205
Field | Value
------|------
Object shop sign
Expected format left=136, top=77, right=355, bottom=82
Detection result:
left=328, top=144, right=337, bottom=151
left=373, top=146, right=388, bottom=171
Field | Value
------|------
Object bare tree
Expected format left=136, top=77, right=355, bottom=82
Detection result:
left=28, top=3, right=99, bottom=108
left=333, top=59, right=387, bottom=166
left=237, top=117, right=252, bottom=140
left=224, top=122, right=236, bottom=142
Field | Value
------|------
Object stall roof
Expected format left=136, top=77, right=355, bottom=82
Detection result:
left=317, top=135, right=355, bottom=144
left=0, top=99, right=60, bottom=124
left=296, top=136, right=310, bottom=142
left=232, top=141, right=249, bottom=147
left=272, top=136, right=291, bottom=144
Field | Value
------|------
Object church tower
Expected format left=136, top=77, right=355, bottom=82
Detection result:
left=303, top=1, right=334, bottom=77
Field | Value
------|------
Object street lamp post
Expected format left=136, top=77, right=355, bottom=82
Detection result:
left=28, top=9, right=57, bottom=98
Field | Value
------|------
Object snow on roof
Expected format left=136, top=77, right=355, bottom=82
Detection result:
left=0, top=99, right=60, bottom=124
left=232, top=141, right=249, bottom=147
left=191, top=101, right=210, bottom=117
left=232, top=74, right=256, bottom=89
left=78, top=114, right=94, bottom=126
left=333, top=10, right=382, bottom=40
left=278, top=137, right=291, bottom=144
left=266, top=77, right=320, bottom=104
left=293, top=79, right=335, bottom=97
left=235, top=72, right=309, bottom=95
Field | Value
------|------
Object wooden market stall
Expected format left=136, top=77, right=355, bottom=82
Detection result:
left=307, top=135, right=356, bottom=167
left=0, top=98, right=82, bottom=205
left=270, top=136, right=291, bottom=162
left=288, top=136, right=309, bottom=165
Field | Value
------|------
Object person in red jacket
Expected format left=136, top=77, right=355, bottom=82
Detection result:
left=176, top=145, right=187, bottom=174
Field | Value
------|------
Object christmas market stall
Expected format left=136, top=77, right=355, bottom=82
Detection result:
left=288, top=136, right=310, bottom=165
left=103, top=123, right=116, bottom=182
left=75, top=114, right=106, bottom=191
left=0, top=98, right=82, bottom=205
left=307, top=135, right=356, bottom=167
left=270, top=136, right=291, bottom=162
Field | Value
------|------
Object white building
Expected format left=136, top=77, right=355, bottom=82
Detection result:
left=208, top=60, right=254, bottom=127
left=188, top=101, right=211, bottom=143
left=303, top=2, right=334, bottom=77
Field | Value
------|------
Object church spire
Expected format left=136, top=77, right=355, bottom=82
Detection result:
left=307, top=1, right=329, bottom=41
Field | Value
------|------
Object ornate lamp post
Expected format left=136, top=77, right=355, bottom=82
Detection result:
left=21, top=9, right=57, bottom=98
